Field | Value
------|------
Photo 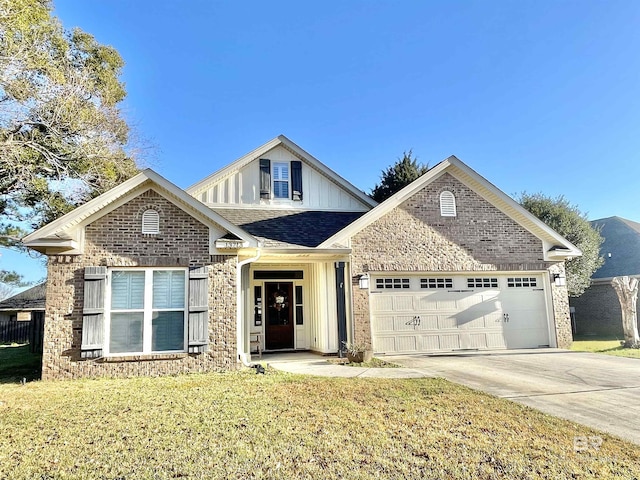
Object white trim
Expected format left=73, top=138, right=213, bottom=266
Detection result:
left=319, top=156, right=582, bottom=260
left=186, top=135, right=377, bottom=209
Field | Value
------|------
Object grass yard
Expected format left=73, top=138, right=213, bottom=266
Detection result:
left=0, top=344, right=42, bottom=383
left=571, top=336, right=640, bottom=359
left=1, top=371, right=639, bottom=479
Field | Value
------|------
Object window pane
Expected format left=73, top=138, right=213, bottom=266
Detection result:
left=153, top=271, right=185, bottom=309
left=111, top=271, right=145, bottom=309
left=273, top=162, right=289, bottom=180
left=152, top=311, right=184, bottom=351
left=273, top=180, right=289, bottom=198
left=110, top=313, right=143, bottom=353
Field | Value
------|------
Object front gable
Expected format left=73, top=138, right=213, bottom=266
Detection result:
left=322, top=156, right=581, bottom=262
left=351, top=172, right=545, bottom=272
left=84, top=189, right=214, bottom=262
left=187, top=136, right=375, bottom=212
left=23, top=170, right=257, bottom=256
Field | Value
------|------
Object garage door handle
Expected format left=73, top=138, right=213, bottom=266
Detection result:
left=405, top=316, right=421, bottom=328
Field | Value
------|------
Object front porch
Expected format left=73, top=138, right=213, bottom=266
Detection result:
left=236, top=255, right=353, bottom=363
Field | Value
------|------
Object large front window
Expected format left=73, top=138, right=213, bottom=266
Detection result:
left=108, top=269, right=186, bottom=355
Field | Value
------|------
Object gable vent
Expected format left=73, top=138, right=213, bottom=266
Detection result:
left=439, top=191, right=456, bottom=217
left=141, top=209, right=160, bottom=234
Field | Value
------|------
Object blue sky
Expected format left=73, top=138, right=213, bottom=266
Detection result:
left=2, top=0, right=640, bottom=286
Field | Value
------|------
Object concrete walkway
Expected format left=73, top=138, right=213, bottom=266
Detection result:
left=262, top=352, right=428, bottom=378
left=263, top=349, right=640, bottom=445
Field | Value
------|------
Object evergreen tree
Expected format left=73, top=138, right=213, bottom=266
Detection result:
left=520, top=193, right=604, bottom=297
left=371, top=150, right=428, bottom=202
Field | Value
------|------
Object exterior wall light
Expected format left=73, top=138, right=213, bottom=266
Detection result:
left=358, top=273, right=370, bottom=290
left=552, top=273, right=566, bottom=287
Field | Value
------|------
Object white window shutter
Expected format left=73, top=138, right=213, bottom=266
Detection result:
left=439, top=191, right=456, bottom=217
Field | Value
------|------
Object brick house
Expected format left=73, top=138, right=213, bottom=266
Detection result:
left=571, top=216, right=640, bottom=336
left=24, top=136, right=580, bottom=380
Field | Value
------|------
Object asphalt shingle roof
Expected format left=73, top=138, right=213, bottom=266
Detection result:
left=592, top=216, right=640, bottom=278
left=213, top=209, right=366, bottom=248
left=0, top=283, right=46, bottom=311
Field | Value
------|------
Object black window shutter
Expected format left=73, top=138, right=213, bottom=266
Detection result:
left=291, top=160, right=303, bottom=201
left=188, top=266, right=209, bottom=353
left=82, top=266, right=107, bottom=359
left=259, top=159, right=271, bottom=199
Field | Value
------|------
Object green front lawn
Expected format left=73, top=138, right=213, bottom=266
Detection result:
left=0, top=344, right=42, bottom=383
left=1, top=371, right=638, bottom=479
left=571, top=336, right=640, bottom=358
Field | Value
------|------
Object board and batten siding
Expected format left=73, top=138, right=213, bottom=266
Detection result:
left=198, top=146, right=369, bottom=211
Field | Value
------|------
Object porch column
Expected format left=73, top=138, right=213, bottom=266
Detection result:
left=335, top=261, right=347, bottom=357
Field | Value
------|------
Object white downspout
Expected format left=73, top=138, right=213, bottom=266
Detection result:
left=237, top=248, right=261, bottom=367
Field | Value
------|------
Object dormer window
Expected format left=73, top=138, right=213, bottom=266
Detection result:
left=439, top=191, right=456, bottom=217
left=259, top=159, right=303, bottom=201
left=273, top=162, right=289, bottom=199
left=141, top=209, right=160, bottom=234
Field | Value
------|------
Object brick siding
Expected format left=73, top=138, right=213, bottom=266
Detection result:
left=42, top=189, right=238, bottom=380
left=350, top=173, right=572, bottom=348
left=571, top=281, right=640, bottom=337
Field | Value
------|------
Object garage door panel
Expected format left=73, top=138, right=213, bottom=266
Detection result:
left=371, top=273, right=551, bottom=354
left=421, top=315, right=439, bottom=329
left=375, top=315, right=395, bottom=332
left=504, top=329, right=549, bottom=348
left=453, top=293, right=485, bottom=310
left=393, top=296, right=414, bottom=311
left=437, top=315, right=458, bottom=329
left=456, top=299, right=501, bottom=325
left=436, top=334, right=461, bottom=350
left=372, top=295, right=394, bottom=311
left=395, top=336, right=418, bottom=352
left=468, top=333, right=489, bottom=349
left=486, top=333, right=507, bottom=349
left=373, top=336, right=397, bottom=353
left=394, top=315, right=421, bottom=332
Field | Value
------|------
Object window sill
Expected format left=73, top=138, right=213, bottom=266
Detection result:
left=99, top=352, right=189, bottom=363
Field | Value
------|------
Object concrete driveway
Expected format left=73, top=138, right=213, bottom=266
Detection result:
left=386, top=349, right=640, bottom=445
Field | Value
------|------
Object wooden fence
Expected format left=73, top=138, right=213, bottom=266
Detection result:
left=0, top=312, right=44, bottom=353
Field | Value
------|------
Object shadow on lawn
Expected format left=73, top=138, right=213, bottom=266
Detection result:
left=0, top=344, right=42, bottom=383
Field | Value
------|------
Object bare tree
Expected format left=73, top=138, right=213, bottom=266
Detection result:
left=611, top=276, right=640, bottom=348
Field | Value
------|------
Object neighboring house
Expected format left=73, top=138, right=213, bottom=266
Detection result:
left=0, top=283, right=46, bottom=351
left=0, top=283, right=46, bottom=322
left=23, top=135, right=580, bottom=380
left=570, top=216, right=640, bottom=336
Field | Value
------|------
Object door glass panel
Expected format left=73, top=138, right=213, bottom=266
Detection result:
left=295, top=285, right=303, bottom=325
left=267, top=284, right=290, bottom=325
left=254, top=285, right=263, bottom=326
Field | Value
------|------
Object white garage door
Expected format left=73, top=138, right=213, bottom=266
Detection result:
left=371, top=275, right=551, bottom=354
